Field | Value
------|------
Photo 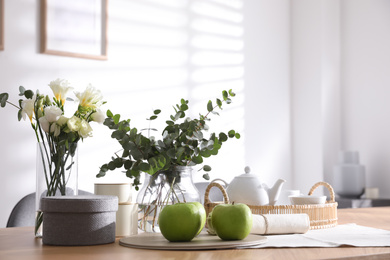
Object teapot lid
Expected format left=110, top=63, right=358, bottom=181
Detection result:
left=235, top=166, right=259, bottom=178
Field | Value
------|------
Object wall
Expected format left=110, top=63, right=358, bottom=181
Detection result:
left=0, top=0, right=292, bottom=227
left=340, top=0, right=390, bottom=198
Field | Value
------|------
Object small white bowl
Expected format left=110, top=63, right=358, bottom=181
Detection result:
left=289, top=195, right=326, bottom=205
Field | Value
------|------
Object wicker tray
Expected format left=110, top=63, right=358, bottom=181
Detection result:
left=204, top=181, right=338, bottom=230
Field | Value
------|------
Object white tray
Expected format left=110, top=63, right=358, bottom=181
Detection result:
left=119, top=233, right=267, bottom=250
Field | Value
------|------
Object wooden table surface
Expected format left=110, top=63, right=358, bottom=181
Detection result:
left=1, top=207, right=389, bottom=260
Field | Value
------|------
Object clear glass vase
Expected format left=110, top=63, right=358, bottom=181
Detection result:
left=136, top=166, right=200, bottom=232
left=35, top=142, right=78, bottom=237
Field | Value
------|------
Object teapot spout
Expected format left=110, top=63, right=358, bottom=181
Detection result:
left=267, top=179, right=286, bottom=206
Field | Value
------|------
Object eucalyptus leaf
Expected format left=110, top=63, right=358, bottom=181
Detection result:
left=0, top=93, right=8, bottom=107
left=207, top=100, right=213, bottom=112
left=19, top=86, right=26, bottom=95
left=24, top=90, right=34, bottom=99
left=203, top=165, right=212, bottom=172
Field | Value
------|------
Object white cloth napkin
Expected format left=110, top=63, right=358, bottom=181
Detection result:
left=251, top=214, right=310, bottom=235
left=251, top=224, right=390, bottom=248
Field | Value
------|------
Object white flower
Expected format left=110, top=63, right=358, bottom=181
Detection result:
left=50, top=123, right=61, bottom=137
left=43, top=106, right=62, bottom=123
left=67, top=116, right=81, bottom=132
left=75, top=84, right=103, bottom=109
left=91, top=109, right=105, bottom=124
left=38, top=117, right=50, bottom=133
left=49, top=79, right=73, bottom=105
left=79, top=120, right=93, bottom=138
left=21, top=96, right=36, bottom=122
left=56, top=116, right=69, bottom=126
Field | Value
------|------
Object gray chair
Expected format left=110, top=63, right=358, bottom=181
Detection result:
left=6, top=190, right=93, bottom=227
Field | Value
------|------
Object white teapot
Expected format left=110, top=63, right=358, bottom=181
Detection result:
left=226, top=166, right=286, bottom=206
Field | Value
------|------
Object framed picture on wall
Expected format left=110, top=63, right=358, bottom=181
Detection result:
left=0, top=0, right=4, bottom=51
left=40, top=0, right=108, bottom=60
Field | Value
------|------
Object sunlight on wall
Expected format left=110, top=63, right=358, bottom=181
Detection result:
left=84, top=0, right=246, bottom=190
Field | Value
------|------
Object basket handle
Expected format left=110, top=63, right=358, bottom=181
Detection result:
left=308, top=181, right=335, bottom=202
left=204, top=179, right=230, bottom=205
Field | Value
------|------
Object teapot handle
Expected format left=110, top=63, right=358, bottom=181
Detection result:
left=204, top=179, right=230, bottom=205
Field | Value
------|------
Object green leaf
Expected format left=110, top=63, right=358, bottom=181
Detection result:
left=96, top=166, right=108, bottom=178
left=113, top=114, right=120, bottom=124
left=19, top=86, right=25, bottom=95
left=154, top=109, right=161, bottom=115
left=166, top=120, right=174, bottom=126
left=180, top=104, right=188, bottom=111
left=122, top=141, right=137, bottom=151
left=219, top=132, right=228, bottom=142
left=202, top=173, right=210, bottom=180
left=111, top=130, right=125, bottom=140
left=191, top=155, right=203, bottom=164
left=174, top=111, right=184, bottom=120
left=176, top=147, right=185, bottom=160
left=203, top=165, right=212, bottom=172
left=222, top=90, right=228, bottom=101
left=24, top=90, right=34, bottom=99
left=207, top=100, right=213, bottom=112
left=107, top=110, right=113, bottom=118
left=124, top=160, right=133, bottom=170
left=138, top=163, right=150, bottom=172
left=228, top=130, right=236, bottom=138
left=216, top=98, right=222, bottom=108
left=235, top=133, right=241, bottom=139
left=149, top=115, right=158, bottom=120
left=0, top=93, right=8, bottom=107
left=17, top=109, right=23, bottom=121
left=228, top=89, right=236, bottom=97
left=166, top=148, right=175, bottom=158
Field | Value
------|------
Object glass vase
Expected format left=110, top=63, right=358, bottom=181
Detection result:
left=35, top=142, right=78, bottom=237
left=136, top=166, right=200, bottom=232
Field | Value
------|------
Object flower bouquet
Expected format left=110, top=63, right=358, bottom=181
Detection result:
left=0, top=79, right=105, bottom=236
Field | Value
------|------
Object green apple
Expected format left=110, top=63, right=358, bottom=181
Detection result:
left=211, top=203, right=253, bottom=240
left=206, top=211, right=216, bottom=235
left=188, top=202, right=206, bottom=235
left=158, top=202, right=205, bottom=242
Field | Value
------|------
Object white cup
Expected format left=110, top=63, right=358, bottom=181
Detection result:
left=94, top=183, right=132, bottom=203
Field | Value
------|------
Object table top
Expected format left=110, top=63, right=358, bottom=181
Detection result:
left=1, top=207, right=389, bottom=260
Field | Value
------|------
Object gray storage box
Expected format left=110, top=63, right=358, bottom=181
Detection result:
left=41, top=195, right=118, bottom=246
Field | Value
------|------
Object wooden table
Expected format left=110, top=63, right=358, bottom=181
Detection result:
left=1, top=207, right=389, bottom=260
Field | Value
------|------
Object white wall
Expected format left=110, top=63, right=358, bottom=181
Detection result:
left=243, top=0, right=292, bottom=189
left=340, top=0, right=390, bottom=198
left=0, top=0, right=292, bottom=227
left=291, top=0, right=390, bottom=199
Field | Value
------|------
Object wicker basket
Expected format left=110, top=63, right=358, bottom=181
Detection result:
left=204, top=180, right=338, bottom=230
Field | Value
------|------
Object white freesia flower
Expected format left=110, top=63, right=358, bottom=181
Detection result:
left=38, top=117, right=50, bottom=133
left=91, top=109, right=105, bottom=124
left=67, top=116, right=81, bottom=132
left=43, top=106, right=62, bottom=123
left=49, top=79, right=73, bottom=105
left=21, top=96, right=36, bottom=122
left=75, top=84, right=103, bottom=109
left=79, top=120, right=93, bottom=138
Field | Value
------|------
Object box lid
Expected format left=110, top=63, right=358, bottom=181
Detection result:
left=41, top=195, right=118, bottom=213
